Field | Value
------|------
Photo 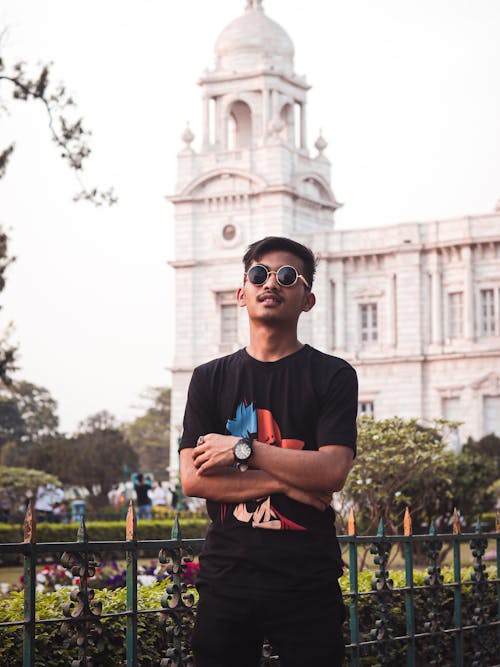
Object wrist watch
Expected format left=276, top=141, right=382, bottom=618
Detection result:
left=233, top=436, right=253, bottom=472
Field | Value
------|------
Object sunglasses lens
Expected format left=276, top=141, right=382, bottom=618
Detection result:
left=248, top=265, right=268, bottom=285
left=277, top=266, right=298, bottom=286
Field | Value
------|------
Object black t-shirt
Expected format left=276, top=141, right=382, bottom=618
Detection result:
left=180, top=344, right=358, bottom=599
left=134, top=483, right=151, bottom=506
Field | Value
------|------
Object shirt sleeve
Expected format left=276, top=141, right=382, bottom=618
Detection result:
left=179, top=366, right=221, bottom=451
left=316, top=365, right=358, bottom=455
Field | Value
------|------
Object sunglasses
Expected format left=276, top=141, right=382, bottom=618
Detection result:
left=245, top=264, right=311, bottom=289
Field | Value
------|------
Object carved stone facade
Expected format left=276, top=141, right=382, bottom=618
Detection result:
left=168, top=1, right=500, bottom=474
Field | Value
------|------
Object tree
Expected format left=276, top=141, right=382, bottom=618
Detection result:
left=449, top=445, right=498, bottom=526
left=6, top=381, right=59, bottom=444
left=341, top=417, right=456, bottom=537
left=464, top=433, right=500, bottom=480
left=123, top=387, right=170, bottom=478
left=0, top=398, right=25, bottom=465
left=0, top=54, right=116, bottom=206
left=78, top=410, right=118, bottom=433
left=0, top=45, right=117, bottom=387
left=27, top=429, right=138, bottom=506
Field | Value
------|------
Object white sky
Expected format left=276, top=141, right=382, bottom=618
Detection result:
left=0, top=1, right=499, bottom=433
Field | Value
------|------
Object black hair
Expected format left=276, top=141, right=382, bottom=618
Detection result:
left=243, top=236, right=316, bottom=288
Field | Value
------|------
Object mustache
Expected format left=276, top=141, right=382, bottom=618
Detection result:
left=257, top=291, right=284, bottom=302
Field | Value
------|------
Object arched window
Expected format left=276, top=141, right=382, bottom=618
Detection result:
left=279, top=103, right=294, bottom=145
left=227, top=100, right=252, bottom=149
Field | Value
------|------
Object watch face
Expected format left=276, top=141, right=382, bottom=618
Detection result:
left=235, top=441, right=252, bottom=461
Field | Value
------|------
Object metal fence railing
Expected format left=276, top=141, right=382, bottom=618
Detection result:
left=0, top=503, right=499, bottom=666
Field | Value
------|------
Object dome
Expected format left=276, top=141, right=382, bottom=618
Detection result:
left=215, top=1, right=295, bottom=75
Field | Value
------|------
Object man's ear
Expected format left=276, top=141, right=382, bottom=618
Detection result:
left=236, top=286, right=246, bottom=307
left=302, top=291, right=316, bottom=312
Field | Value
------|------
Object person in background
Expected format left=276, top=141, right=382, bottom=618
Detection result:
left=134, top=473, right=152, bottom=520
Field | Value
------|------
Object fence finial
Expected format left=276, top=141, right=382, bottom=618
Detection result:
left=171, top=512, right=182, bottom=541
left=126, top=500, right=137, bottom=540
left=452, top=507, right=461, bottom=534
left=23, top=498, right=36, bottom=544
left=403, top=507, right=412, bottom=536
left=348, top=508, right=356, bottom=535
left=77, top=516, right=88, bottom=543
left=377, top=518, right=385, bottom=537
left=428, top=520, right=436, bottom=536
left=496, top=511, right=500, bottom=533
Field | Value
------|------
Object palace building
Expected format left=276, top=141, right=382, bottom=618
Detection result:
left=168, top=0, right=500, bottom=474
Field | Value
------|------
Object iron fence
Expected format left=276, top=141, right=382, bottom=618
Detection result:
left=0, top=503, right=499, bottom=666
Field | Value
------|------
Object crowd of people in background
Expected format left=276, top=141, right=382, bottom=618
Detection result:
left=0, top=473, right=203, bottom=525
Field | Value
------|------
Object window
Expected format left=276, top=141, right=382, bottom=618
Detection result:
left=218, top=292, right=238, bottom=345
left=442, top=397, right=461, bottom=452
left=448, top=292, right=463, bottom=339
left=480, top=289, right=496, bottom=336
left=484, top=396, right=500, bottom=436
left=359, top=401, right=374, bottom=417
left=359, top=303, right=378, bottom=344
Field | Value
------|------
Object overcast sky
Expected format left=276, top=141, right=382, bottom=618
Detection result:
left=1, top=0, right=499, bottom=432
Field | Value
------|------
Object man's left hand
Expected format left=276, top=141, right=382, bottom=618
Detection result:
left=193, top=434, right=238, bottom=474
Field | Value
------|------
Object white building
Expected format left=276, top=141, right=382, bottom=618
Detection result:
left=168, top=0, right=500, bottom=474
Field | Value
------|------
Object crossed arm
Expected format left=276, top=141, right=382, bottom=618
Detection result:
left=180, top=435, right=354, bottom=511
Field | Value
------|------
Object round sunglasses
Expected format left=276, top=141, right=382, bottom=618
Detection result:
left=245, top=264, right=310, bottom=289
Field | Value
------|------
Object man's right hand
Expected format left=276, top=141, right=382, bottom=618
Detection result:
left=283, top=484, right=333, bottom=511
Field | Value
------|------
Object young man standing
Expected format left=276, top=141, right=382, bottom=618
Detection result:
left=180, top=237, right=357, bottom=667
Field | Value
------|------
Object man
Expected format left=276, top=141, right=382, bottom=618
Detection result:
left=134, top=473, right=152, bottom=520
left=180, top=236, right=357, bottom=667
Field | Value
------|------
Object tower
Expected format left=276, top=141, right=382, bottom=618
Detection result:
left=168, top=1, right=339, bottom=474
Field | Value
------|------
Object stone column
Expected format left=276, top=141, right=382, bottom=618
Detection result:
left=387, top=272, right=397, bottom=348
left=300, top=102, right=307, bottom=149
left=463, top=245, right=475, bottom=341
left=334, top=259, right=346, bottom=351
left=202, top=96, right=210, bottom=148
left=431, top=255, right=443, bottom=345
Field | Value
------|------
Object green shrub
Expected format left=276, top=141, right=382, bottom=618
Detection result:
left=0, top=518, right=209, bottom=544
left=0, top=566, right=496, bottom=665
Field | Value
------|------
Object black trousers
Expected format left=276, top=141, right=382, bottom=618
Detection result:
left=191, top=582, right=346, bottom=667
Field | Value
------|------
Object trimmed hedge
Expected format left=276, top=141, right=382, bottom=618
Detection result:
left=0, top=518, right=209, bottom=544
left=0, top=566, right=497, bottom=665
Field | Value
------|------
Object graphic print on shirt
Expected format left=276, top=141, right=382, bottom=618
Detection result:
left=226, top=401, right=306, bottom=530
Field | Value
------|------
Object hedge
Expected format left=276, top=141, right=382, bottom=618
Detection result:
left=0, top=566, right=497, bottom=666
left=0, top=518, right=209, bottom=544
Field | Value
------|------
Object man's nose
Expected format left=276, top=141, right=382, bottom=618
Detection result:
left=263, top=271, right=279, bottom=288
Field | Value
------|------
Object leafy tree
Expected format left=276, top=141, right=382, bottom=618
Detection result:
left=464, top=433, right=500, bottom=479
left=78, top=410, right=118, bottom=433
left=341, top=417, right=455, bottom=537
left=27, top=429, right=138, bottom=505
left=6, top=381, right=59, bottom=444
left=123, top=387, right=170, bottom=478
left=0, top=398, right=25, bottom=465
left=449, top=446, right=498, bottom=526
left=0, top=53, right=116, bottom=206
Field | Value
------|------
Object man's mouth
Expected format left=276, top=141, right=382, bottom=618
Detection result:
left=258, top=292, right=283, bottom=305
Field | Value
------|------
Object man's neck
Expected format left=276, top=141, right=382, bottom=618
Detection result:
left=246, top=325, right=303, bottom=362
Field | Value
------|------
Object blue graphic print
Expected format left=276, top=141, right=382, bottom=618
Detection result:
left=226, top=401, right=257, bottom=438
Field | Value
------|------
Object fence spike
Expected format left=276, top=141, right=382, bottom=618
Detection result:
left=77, top=516, right=88, bottom=543
left=452, top=507, right=461, bottom=534
left=126, top=500, right=137, bottom=540
left=496, top=511, right=500, bottom=533
left=23, top=498, right=36, bottom=544
left=429, top=520, right=436, bottom=536
left=403, top=507, right=412, bottom=536
left=348, top=508, right=356, bottom=535
left=171, top=512, right=182, bottom=541
left=474, top=516, right=482, bottom=533
left=377, top=518, right=385, bottom=537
